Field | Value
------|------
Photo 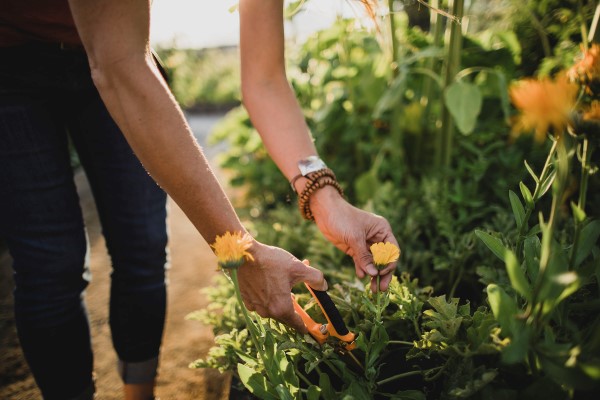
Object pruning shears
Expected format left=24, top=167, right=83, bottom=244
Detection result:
left=292, top=283, right=364, bottom=373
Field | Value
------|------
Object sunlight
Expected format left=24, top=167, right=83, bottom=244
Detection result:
left=150, top=0, right=360, bottom=48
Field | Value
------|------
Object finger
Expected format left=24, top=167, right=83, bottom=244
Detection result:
left=269, top=297, right=308, bottom=333
left=378, top=270, right=394, bottom=292
left=354, top=263, right=366, bottom=279
left=369, top=266, right=396, bottom=292
left=351, top=241, right=378, bottom=277
left=291, top=261, right=327, bottom=291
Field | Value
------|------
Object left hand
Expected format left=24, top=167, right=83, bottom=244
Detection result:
left=309, top=186, right=400, bottom=292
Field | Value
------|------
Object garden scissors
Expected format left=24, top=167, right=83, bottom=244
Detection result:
left=292, top=283, right=364, bottom=373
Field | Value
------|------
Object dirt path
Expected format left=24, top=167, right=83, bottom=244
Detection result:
left=0, top=114, right=231, bottom=399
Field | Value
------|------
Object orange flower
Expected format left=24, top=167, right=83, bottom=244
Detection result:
left=567, top=44, right=600, bottom=84
left=510, top=75, right=578, bottom=142
left=370, top=242, right=400, bottom=269
left=211, top=231, right=254, bottom=269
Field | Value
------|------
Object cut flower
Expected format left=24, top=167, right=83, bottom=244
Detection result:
left=510, top=75, right=578, bottom=142
left=370, top=242, right=400, bottom=269
left=211, top=231, right=254, bottom=269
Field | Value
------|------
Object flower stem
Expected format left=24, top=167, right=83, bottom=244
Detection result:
left=230, top=269, right=262, bottom=358
left=376, top=275, right=382, bottom=322
left=376, top=370, right=426, bottom=386
left=388, top=340, right=415, bottom=346
left=570, top=138, right=592, bottom=267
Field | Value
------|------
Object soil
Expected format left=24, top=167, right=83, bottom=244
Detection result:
left=0, top=159, right=231, bottom=399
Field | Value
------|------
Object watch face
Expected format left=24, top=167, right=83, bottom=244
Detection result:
left=298, top=156, right=328, bottom=176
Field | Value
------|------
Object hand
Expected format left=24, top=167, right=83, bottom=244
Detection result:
left=237, top=241, right=327, bottom=333
left=310, top=187, right=400, bottom=292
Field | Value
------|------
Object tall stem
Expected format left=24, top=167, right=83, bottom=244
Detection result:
left=426, top=0, right=445, bottom=170
left=230, top=269, right=262, bottom=359
left=376, top=275, right=383, bottom=322
left=577, top=138, right=591, bottom=212
left=570, top=138, right=592, bottom=268
left=438, top=0, right=464, bottom=169
left=388, top=0, right=399, bottom=78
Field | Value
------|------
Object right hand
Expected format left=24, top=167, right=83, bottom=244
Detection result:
left=237, top=240, right=327, bottom=333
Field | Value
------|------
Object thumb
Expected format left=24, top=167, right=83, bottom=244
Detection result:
left=292, top=260, right=328, bottom=291
left=351, top=242, right=378, bottom=278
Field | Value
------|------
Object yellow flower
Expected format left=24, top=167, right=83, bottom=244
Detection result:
left=370, top=242, right=400, bottom=269
left=510, top=75, right=578, bottom=143
left=211, top=231, right=254, bottom=269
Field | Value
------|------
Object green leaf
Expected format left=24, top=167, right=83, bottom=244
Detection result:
left=552, top=272, right=580, bottom=306
left=388, top=390, right=426, bottom=400
left=538, top=353, right=599, bottom=391
left=493, top=70, right=512, bottom=124
left=538, top=244, right=570, bottom=307
left=505, top=250, right=531, bottom=301
left=274, top=385, right=295, bottom=400
left=367, top=322, right=389, bottom=369
left=580, top=361, right=600, bottom=379
left=341, top=380, right=371, bottom=399
left=319, top=373, right=337, bottom=400
left=570, top=202, right=587, bottom=223
left=237, top=363, right=277, bottom=399
left=306, top=385, right=322, bottom=400
left=509, top=190, right=526, bottom=228
left=475, top=230, right=508, bottom=262
left=574, top=220, right=600, bottom=268
left=520, top=182, right=534, bottom=207
left=444, top=81, right=483, bottom=135
left=538, top=168, right=556, bottom=200
left=373, top=68, right=408, bottom=117
left=501, top=323, right=530, bottom=364
left=486, top=284, right=518, bottom=337
left=524, top=160, right=539, bottom=183
left=524, top=236, right=541, bottom=283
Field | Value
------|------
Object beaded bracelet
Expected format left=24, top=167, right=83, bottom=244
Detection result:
left=297, top=169, right=344, bottom=221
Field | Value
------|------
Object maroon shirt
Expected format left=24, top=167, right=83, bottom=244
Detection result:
left=0, top=1, right=81, bottom=46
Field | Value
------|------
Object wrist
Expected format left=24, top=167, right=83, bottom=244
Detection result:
left=309, top=185, right=343, bottom=216
left=291, top=156, right=344, bottom=221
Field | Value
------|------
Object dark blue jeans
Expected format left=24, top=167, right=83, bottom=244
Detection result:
left=0, top=44, right=168, bottom=400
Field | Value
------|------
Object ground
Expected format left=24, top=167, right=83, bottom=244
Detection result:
left=0, top=113, right=231, bottom=399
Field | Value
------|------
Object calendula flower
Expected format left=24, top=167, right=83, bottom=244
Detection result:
left=510, top=75, right=578, bottom=142
left=567, top=44, right=600, bottom=85
left=370, top=242, right=400, bottom=269
left=211, top=231, right=254, bottom=269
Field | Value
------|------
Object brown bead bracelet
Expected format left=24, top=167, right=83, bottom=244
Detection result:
left=297, top=169, right=344, bottom=221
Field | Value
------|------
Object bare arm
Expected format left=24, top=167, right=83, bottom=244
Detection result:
left=239, top=0, right=400, bottom=291
left=67, top=0, right=325, bottom=331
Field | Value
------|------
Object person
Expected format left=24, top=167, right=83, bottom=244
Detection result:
left=0, top=1, right=399, bottom=399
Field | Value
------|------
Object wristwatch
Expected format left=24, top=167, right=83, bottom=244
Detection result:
left=298, top=155, right=327, bottom=176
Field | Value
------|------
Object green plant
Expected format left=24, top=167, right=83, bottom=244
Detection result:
left=192, top=270, right=507, bottom=399
left=156, top=47, right=240, bottom=109
left=190, top=1, right=600, bottom=398
left=475, top=40, right=600, bottom=395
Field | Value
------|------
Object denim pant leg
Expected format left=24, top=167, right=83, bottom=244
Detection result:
left=67, top=90, right=169, bottom=384
left=0, top=95, right=94, bottom=400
